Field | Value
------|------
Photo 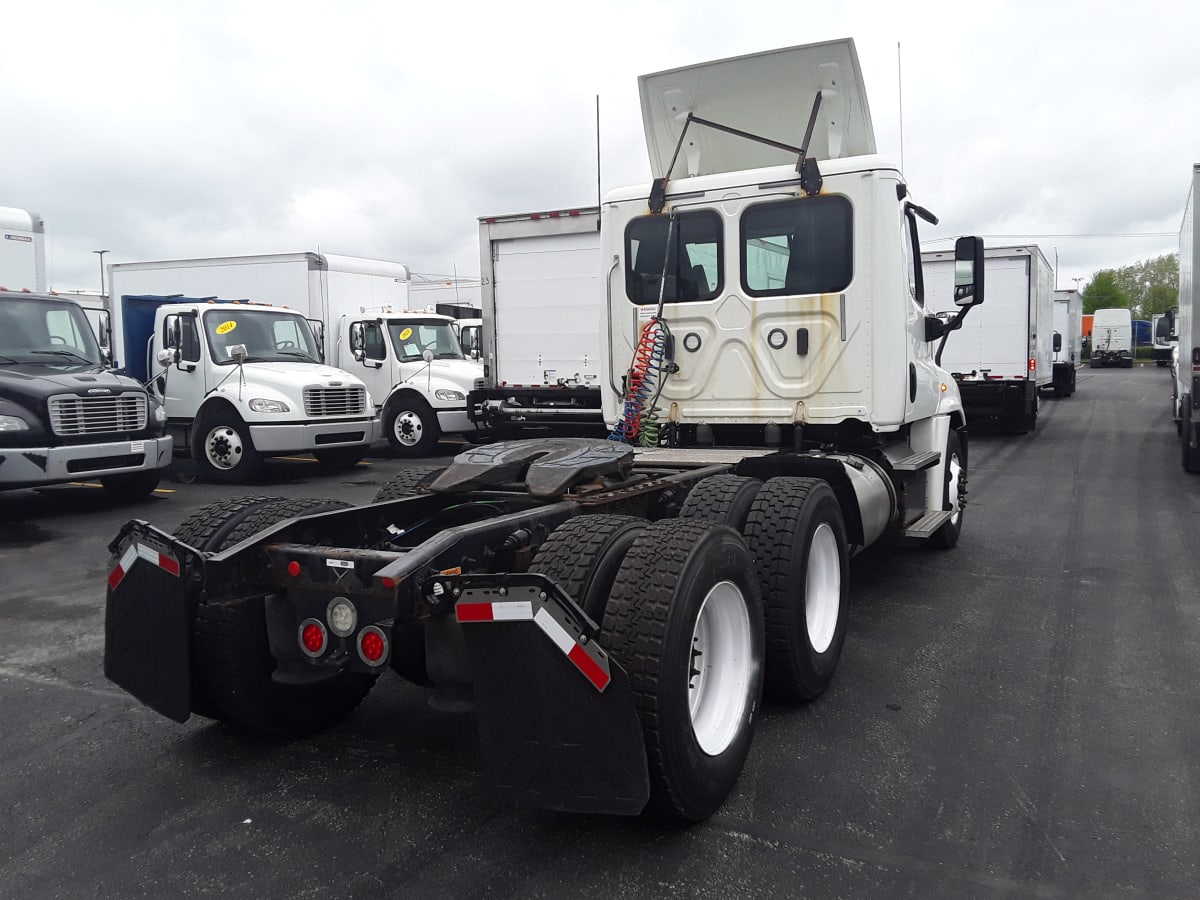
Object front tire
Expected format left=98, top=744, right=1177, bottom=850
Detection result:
left=192, top=408, right=262, bottom=483
left=602, top=520, right=764, bottom=822
left=743, top=477, right=849, bottom=703
left=384, top=396, right=440, bottom=457
left=929, top=430, right=966, bottom=550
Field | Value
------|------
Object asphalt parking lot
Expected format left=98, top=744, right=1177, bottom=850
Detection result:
left=2, top=366, right=1198, bottom=899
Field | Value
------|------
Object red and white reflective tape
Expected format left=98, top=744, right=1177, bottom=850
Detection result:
left=455, top=596, right=611, bottom=691
left=455, top=600, right=534, bottom=622
left=108, top=543, right=181, bottom=590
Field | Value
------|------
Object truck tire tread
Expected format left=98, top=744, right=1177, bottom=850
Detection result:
left=373, top=465, right=446, bottom=502
left=742, top=477, right=849, bottom=703
left=215, top=497, right=352, bottom=551
left=172, top=496, right=286, bottom=554
left=602, top=519, right=764, bottom=822
left=677, top=474, right=763, bottom=531
left=530, top=515, right=646, bottom=622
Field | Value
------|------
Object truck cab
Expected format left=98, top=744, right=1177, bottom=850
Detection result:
left=0, top=289, right=172, bottom=497
left=603, top=42, right=980, bottom=464
left=131, top=297, right=376, bottom=482
left=340, top=311, right=483, bottom=456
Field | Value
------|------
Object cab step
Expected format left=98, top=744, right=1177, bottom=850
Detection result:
left=891, top=450, right=941, bottom=472
left=904, top=509, right=953, bottom=539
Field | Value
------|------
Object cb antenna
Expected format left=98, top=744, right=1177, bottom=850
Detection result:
left=595, top=94, right=602, bottom=226
left=898, top=41, right=906, bottom=172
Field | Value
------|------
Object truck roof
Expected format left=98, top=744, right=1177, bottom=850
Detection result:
left=0, top=206, right=42, bottom=231
left=638, top=39, right=875, bottom=179
left=479, top=207, right=598, bottom=225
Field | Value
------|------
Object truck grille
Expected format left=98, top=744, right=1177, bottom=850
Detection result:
left=304, top=385, right=367, bottom=417
left=49, top=393, right=147, bottom=436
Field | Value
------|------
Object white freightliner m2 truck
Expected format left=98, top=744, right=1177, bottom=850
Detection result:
left=1174, top=163, right=1200, bottom=472
left=103, top=40, right=986, bottom=822
left=923, top=245, right=1055, bottom=431
left=109, top=254, right=484, bottom=474
left=471, top=207, right=606, bottom=438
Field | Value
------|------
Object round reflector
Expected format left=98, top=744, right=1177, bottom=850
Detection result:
left=287, top=560, right=301, bottom=577
left=358, top=625, right=388, bottom=666
left=299, top=618, right=326, bottom=658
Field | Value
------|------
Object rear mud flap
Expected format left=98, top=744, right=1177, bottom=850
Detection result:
left=103, top=522, right=200, bottom=723
left=454, top=578, right=650, bottom=815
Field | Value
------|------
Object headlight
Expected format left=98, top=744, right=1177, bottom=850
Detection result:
left=0, top=415, right=30, bottom=432
left=249, top=398, right=291, bottom=413
left=434, top=390, right=465, bottom=401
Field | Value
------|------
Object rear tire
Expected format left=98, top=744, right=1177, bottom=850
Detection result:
left=678, top=474, right=763, bottom=531
left=373, top=465, right=446, bottom=502
left=172, top=496, right=285, bottom=554
left=1183, top=397, right=1200, bottom=473
left=191, top=496, right=376, bottom=737
left=743, top=477, right=849, bottom=703
left=530, top=515, right=646, bottom=622
left=602, top=520, right=764, bottom=822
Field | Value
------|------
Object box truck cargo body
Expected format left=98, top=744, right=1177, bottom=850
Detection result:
left=923, top=245, right=1055, bottom=431
left=1090, top=308, right=1133, bottom=368
left=1176, top=163, right=1200, bottom=471
left=0, top=207, right=46, bottom=293
left=471, top=208, right=605, bottom=437
left=1052, top=288, right=1082, bottom=396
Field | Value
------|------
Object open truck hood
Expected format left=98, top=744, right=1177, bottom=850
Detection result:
left=638, top=38, right=876, bottom=179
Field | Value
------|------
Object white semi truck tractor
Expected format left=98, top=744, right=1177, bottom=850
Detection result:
left=103, top=39, right=986, bottom=822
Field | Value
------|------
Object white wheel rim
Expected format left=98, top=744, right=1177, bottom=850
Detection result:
left=947, top=452, right=963, bottom=526
left=393, top=410, right=424, bottom=447
left=204, top=425, right=244, bottom=471
left=805, top=523, right=841, bottom=654
left=688, top=579, right=753, bottom=756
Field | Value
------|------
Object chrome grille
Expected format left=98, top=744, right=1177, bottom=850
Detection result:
left=304, top=385, right=367, bottom=417
left=49, top=393, right=147, bottom=436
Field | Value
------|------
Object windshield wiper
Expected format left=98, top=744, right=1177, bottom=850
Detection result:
left=277, top=350, right=319, bottom=362
left=30, top=349, right=97, bottom=365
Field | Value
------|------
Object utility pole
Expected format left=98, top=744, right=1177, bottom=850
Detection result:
left=93, top=249, right=109, bottom=296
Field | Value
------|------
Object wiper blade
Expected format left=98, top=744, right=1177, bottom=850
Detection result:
left=278, top=350, right=319, bottom=362
left=30, top=349, right=95, bottom=364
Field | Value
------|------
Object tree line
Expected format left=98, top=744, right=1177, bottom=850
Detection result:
left=1080, top=253, right=1178, bottom=317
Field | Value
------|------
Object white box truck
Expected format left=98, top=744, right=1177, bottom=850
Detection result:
left=471, top=208, right=605, bottom=438
left=1052, top=288, right=1083, bottom=396
left=0, top=206, right=47, bottom=293
left=1175, top=163, right=1200, bottom=472
left=923, top=245, right=1055, bottom=431
left=1090, top=307, right=1133, bottom=368
left=109, top=253, right=484, bottom=460
left=109, top=256, right=381, bottom=482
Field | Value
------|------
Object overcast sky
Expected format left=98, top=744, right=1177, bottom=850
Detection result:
left=3, top=0, right=1196, bottom=297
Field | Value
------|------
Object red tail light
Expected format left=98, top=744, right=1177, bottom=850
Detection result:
left=1029, top=358, right=1036, bottom=372
left=358, top=626, right=388, bottom=666
left=299, top=618, right=327, bottom=657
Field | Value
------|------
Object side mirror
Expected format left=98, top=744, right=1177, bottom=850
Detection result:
left=97, top=311, right=111, bottom=349
left=1053, top=332, right=1062, bottom=353
left=349, top=322, right=365, bottom=361
left=953, top=236, right=986, bottom=307
left=229, top=344, right=248, bottom=364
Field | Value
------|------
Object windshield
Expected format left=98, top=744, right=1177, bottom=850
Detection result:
left=0, top=297, right=104, bottom=366
left=203, top=309, right=321, bottom=365
left=387, top=319, right=464, bottom=362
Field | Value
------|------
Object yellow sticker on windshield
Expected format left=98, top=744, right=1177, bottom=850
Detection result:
left=399, top=327, right=413, bottom=341
left=216, top=320, right=237, bottom=335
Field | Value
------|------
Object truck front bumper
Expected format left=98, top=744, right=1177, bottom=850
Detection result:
left=249, top=418, right=377, bottom=453
left=0, top=435, right=173, bottom=488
